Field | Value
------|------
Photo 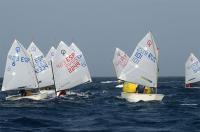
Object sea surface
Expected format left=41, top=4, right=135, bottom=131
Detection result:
left=0, top=77, right=200, bottom=132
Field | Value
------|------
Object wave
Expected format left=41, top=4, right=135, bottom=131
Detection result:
left=63, top=91, right=90, bottom=98
left=159, top=81, right=184, bottom=84
left=10, top=117, right=59, bottom=127
left=180, top=103, right=198, bottom=106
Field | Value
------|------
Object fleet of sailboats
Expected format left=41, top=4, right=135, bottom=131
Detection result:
left=1, top=31, right=199, bottom=102
left=1, top=40, right=92, bottom=100
left=1, top=40, right=51, bottom=100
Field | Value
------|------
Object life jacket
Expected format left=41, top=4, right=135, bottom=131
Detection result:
left=123, top=82, right=138, bottom=93
left=186, top=83, right=192, bottom=88
left=58, top=90, right=66, bottom=96
left=19, top=90, right=26, bottom=96
left=144, top=86, right=152, bottom=94
left=137, top=85, right=145, bottom=93
left=26, top=90, right=33, bottom=96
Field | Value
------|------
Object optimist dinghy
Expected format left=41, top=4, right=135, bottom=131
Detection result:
left=1, top=40, right=52, bottom=101
left=27, top=42, right=56, bottom=97
left=52, top=41, right=92, bottom=96
left=116, top=32, right=164, bottom=102
left=27, top=42, right=54, bottom=88
left=113, top=48, right=129, bottom=78
left=5, top=91, right=55, bottom=101
left=185, top=53, right=200, bottom=88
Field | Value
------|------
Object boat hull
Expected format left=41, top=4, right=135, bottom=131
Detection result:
left=121, top=92, right=164, bottom=103
left=116, top=84, right=123, bottom=88
left=6, top=90, right=56, bottom=101
left=185, top=87, right=200, bottom=89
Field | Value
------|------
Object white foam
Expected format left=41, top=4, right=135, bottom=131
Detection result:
left=115, top=84, right=123, bottom=88
left=66, top=91, right=89, bottom=98
left=100, top=81, right=117, bottom=84
left=180, top=103, right=198, bottom=106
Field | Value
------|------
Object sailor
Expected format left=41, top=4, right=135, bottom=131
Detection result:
left=186, top=83, right=192, bottom=88
left=143, top=86, right=152, bottom=94
left=58, top=90, right=66, bottom=96
left=19, top=90, right=33, bottom=96
left=26, top=90, right=33, bottom=96
left=123, top=82, right=138, bottom=93
left=123, top=81, right=154, bottom=94
left=19, top=89, right=26, bottom=96
left=137, top=85, right=145, bottom=93
left=117, top=79, right=123, bottom=83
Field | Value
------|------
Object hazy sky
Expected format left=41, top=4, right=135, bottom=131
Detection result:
left=0, top=0, right=200, bottom=77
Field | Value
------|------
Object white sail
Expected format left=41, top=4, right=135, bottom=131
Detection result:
left=150, top=32, right=159, bottom=64
left=2, top=40, right=38, bottom=91
left=185, top=53, right=200, bottom=84
left=53, top=41, right=91, bottom=92
left=119, top=32, right=158, bottom=87
left=27, top=42, right=54, bottom=88
left=113, top=48, right=129, bottom=78
left=46, top=46, right=57, bottom=64
left=69, top=42, right=92, bottom=82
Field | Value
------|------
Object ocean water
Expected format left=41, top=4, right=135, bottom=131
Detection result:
left=0, top=77, right=200, bottom=132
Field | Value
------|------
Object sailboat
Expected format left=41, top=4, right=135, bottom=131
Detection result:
left=185, top=53, right=200, bottom=88
left=1, top=40, right=51, bottom=100
left=69, top=42, right=92, bottom=82
left=52, top=41, right=92, bottom=96
left=113, top=48, right=129, bottom=88
left=27, top=42, right=54, bottom=88
left=27, top=42, right=56, bottom=97
left=118, top=32, right=164, bottom=102
left=113, top=48, right=129, bottom=78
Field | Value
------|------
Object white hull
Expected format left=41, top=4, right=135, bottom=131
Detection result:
left=39, top=89, right=56, bottom=96
left=121, top=92, right=164, bottom=103
left=6, top=90, right=56, bottom=101
left=115, top=84, right=123, bottom=88
left=185, top=87, right=200, bottom=89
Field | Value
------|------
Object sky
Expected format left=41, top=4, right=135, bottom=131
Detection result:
left=0, top=0, right=200, bottom=77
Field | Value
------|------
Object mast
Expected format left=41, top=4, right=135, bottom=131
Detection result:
left=113, top=48, right=119, bottom=82
left=50, top=60, right=57, bottom=96
left=150, top=32, right=159, bottom=94
left=30, top=54, right=40, bottom=89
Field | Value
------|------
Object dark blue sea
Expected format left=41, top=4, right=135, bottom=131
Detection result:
left=0, top=77, right=200, bottom=132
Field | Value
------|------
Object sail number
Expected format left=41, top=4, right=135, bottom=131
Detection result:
left=57, top=52, right=81, bottom=73
left=8, top=55, right=30, bottom=66
left=132, top=47, right=156, bottom=64
left=34, top=56, right=49, bottom=73
left=76, top=54, right=87, bottom=67
left=189, top=61, right=200, bottom=73
left=117, top=53, right=128, bottom=67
